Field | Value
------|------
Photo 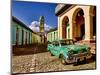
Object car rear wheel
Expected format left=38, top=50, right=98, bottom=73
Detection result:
left=59, top=54, right=67, bottom=65
left=83, top=57, right=87, bottom=64
left=49, top=51, right=54, bottom=56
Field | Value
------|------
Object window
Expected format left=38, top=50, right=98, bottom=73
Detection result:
left=60, top=40, right=74, bottom=46
left=68, top=28, right=70, bottom=39
left=29, top=32, right=30, bottom=44
left=53, top=41, right=59, bottom=46
left=16, top=27, right=19, bottom=45
left=56, top=32, right=58, bottom=40
left=67, top=22, right=69, bottom=26
left=54, top=32, right=55, bottom=40
left=51, top=33, right=52, bottom=41
left=22, top=29, right=24, bottom=45
left=26, top=32, right=28, bottom=45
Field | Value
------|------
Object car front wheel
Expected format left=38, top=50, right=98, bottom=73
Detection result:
left=59, top=54, right=67, bottom=65
left=49, top=51, right=54, bottom=56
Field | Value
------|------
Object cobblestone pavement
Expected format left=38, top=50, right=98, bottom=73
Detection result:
left=12, top=55, right=33, bottom=73
left=12, top=52, right=96, bottom=74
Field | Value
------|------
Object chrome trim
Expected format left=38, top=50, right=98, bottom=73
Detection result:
left=65, top=52, right=92, bottom=63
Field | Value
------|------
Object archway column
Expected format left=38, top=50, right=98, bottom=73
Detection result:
left=70, top=18, right=74, bottom=39
left=84, top=10, right=93, bottom=40
left=58, top=16, right=62, bottom=40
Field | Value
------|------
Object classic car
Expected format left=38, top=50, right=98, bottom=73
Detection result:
left=47, top=39, right=92, bottom=65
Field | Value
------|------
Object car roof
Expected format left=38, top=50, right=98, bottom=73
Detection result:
left=60, top=39, right=73, bottom=41
left=52, top=39, right=73, bottom=42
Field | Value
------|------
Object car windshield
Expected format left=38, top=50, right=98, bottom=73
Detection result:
left=60, top=40, right=74, bottom=46
left=53, top=41, right=59, bottom=46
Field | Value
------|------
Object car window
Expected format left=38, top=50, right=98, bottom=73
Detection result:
left=60, top=41, right=68, bottom=45
left=69, top=40, right=74, bottom=44
left=60, top=40, right=74, bottom=46
left=52, top=42, right=55, bottom=45
left=55, top=42, right=59, bottom=46
left=53, top=41, right=59, bottom=46
left=47, top=41, right=51, bottom=44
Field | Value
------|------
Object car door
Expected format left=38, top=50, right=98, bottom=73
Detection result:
left=52, top=41, right=60, bottom=56
left=48, top=44, right=53, bottom=51
left=48, top=42, right=55, bottom=55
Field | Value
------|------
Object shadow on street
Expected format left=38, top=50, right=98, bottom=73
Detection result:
left=12, top=44, right=47, bottom=56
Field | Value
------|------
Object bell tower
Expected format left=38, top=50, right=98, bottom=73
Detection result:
left=40, top=16, right=44, bottom=33
left=39, top=16, right=45, bottom=43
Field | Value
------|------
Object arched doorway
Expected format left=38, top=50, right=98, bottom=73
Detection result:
left=93, top=7, right=96, bottom=37
left=90, top=6, right=96, bottom=39
left=62, top=16, right=69, bottom=39
left=72, top=8, right=85, bottom=41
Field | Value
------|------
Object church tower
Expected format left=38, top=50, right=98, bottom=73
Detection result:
left=39, top=16, right=45, bottom=43
left=39, top=16, right=44, bottom=33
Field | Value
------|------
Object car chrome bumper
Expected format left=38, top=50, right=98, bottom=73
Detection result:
left=65, top=52, right=92, bottom=63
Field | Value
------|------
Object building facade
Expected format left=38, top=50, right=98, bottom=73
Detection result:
left=55, top=4, right=96, bottom=43
left=47, top=28, right=58, bottom=42
left=32, top=32, right=41, bottom=44
left=12, top=16, right=41, bottom=47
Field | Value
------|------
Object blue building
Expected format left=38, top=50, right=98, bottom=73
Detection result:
left=11, top=16, right=33, bottom=47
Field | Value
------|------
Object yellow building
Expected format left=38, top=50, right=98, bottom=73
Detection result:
left=55, top=4, right=96, bottom=43
left=32, top=32, right=41, bottom=44
left=47, top=28, right=58, bottom=42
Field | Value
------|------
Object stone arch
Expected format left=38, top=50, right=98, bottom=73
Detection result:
left=62, top=16, right=69, bottom=39
left=72, top=8, right=85, bottom=41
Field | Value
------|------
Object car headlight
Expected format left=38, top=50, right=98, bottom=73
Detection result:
left=86, top=47, right=91, bottom=50
left=68, top=50, right=73, bottom=55
left=86, top=47, right=91, bottom=53
left=88, top=47, right=91, bottom=50
left=68, top=50, right=73, bottom=60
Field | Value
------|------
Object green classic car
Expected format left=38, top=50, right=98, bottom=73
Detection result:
left=47, top=39, right=92, bottom=65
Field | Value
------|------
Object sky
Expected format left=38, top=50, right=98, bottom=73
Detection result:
left=12, top=1, right=57, bottom=32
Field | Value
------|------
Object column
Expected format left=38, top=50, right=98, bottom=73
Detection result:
left=70, top=18, right=74, bottom=39
left=84, top=9, right=93, bottom=40
left=58, top=17, right=61, bottom=40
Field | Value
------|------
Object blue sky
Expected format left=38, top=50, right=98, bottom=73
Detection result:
left=12, top=1, right=57, bottom=32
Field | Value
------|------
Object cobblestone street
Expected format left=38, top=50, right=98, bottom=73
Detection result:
left=12, top=52, right=96, bottom=74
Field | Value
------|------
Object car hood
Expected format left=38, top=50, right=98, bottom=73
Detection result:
left=68, top=44, right=87, bottom=50
left=62, top=44, right=88, bottom=52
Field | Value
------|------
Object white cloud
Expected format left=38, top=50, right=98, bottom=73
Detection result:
left=29, top=21, right=40, bottom=32
left=29, top=21, right=53, bottom=32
